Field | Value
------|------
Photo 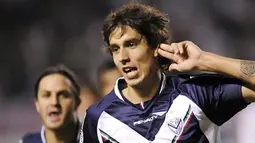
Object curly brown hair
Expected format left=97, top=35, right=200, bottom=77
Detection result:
left=102, top=3, right=172, bottom=70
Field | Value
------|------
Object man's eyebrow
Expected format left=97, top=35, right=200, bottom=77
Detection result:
left=57, top=90, right=71, bottom=95
left=39, top=90, right=50, bottom=93
left=109, top=43, right=119, bottom=48
left=124, top=37, right=143, bottom=45
left=108, top=44, right=120, bottom=52
left=109, top=36, right=142, bottom=47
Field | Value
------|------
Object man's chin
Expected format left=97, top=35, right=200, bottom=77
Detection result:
left=45, top=122, right=64, bottom=131
left=125, top=77, right=143, bottom=88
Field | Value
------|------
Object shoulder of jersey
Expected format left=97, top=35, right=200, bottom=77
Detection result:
left=21, top=132, right=42, bottom=143
left=86, top=90, right=117, bottom=117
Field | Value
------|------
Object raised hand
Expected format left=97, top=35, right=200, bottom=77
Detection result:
left=157, top=41, right=203, bottom=72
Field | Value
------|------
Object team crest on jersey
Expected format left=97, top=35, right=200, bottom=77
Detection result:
left=167, top=118, right=183, bottom=136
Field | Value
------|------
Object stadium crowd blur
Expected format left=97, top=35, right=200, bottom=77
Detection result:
left=0, top=0, right=254, bottom=142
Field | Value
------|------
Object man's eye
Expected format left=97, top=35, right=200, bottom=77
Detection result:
left=61, top=91, right=71, bottom=98
left=109, top=46, right=119, bottom=53
left=112, top=47, right=119, bottom=52
left=42, top=93, right=50, bottom=98
left=127, top=42, right=135, bottom=48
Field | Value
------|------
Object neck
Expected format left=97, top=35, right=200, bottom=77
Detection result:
left=123, top=70, right=162, bottom=104
left=44, top=120, right=78, bottom=143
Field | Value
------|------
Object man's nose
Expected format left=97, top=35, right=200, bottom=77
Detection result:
left=50, top=94, right=60, bottom=106
left=119, top=48, right=130, bottom=65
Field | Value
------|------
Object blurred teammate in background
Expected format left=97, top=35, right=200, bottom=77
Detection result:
left=98, top=59, right=122, bottom=96
left=80, top=3, right=255, bottom=143
left=20, top=65, right=81, bottom=143
left=77, top=75, right=101, bottom=121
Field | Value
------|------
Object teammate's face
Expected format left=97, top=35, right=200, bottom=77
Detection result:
left=35, top=74, right=77, bottom=130
left=109, top=26, right=159, bottom=87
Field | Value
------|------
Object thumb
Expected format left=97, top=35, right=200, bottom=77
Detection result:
left=169, top=63, right=181, bottom=71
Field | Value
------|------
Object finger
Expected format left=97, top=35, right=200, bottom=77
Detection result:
left=159, top=43, right=174, bottom=53
left=180, top=41, right=190, bottom=46
left=157, top=48, right=177, bottom=62
left=169, top=63, right=181, bottom=71
left=177, top=43, right=184, bottom=54
left=170, top=43, right=180, bottom=54
left=180, top=41, right=194, bottom=49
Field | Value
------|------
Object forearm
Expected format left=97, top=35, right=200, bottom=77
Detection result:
left=197, top=51, right=255, bottom=86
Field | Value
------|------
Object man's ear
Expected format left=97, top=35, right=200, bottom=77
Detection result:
left=34, top=98, right=40, bottom=113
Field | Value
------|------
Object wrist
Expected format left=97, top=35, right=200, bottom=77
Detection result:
left=196, top=51, right=217, bottom=72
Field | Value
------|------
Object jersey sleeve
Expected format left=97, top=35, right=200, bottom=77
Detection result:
left=19, top=133, right=42, bottom=143
left=80, top=108, right=100, bottom=143
left=180, top=75, right=250, bottom=126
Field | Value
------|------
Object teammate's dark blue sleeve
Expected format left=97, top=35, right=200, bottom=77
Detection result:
left=79, top=92, right=116, bottom=143
left=20, top=133, right=42, bottom=143
left=80, top=108, right=100, bottom=143
left=179, top=74, right=250, bottom=126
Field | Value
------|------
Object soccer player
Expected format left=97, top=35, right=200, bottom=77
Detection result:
left=80, top=3, right=255, bottom=143
left=98, top=59, right=122, bottom=96
left=20, top=65, right=81, bottom=143
left=78, top=77, right=101, bottom=121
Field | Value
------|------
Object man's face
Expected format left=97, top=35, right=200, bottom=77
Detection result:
left=35, top=74, right=77, bottom=130
left=109, top=26, right=159, bottom=87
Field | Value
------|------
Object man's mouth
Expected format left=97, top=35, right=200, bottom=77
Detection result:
left=48, top=111, right=62, bottom=121
left=122, top=67, right=137, bottom=74
left=122, top=66, right=139, bottom=79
